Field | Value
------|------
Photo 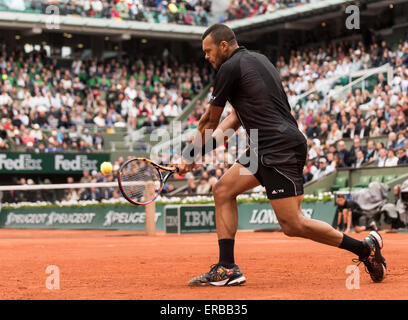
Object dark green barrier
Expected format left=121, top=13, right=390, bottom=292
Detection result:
left=165, top=202, right=337, bottom=233
left=0, top=201, right=337, bottom=232
left=0, top=152, right=110, bottom=174
left=165, top=205, right=217, bottom=234
left=0, top=205, right=165, bottom=230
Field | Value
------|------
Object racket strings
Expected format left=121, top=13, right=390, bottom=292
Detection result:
left=120, top=160, right=161, bottom=203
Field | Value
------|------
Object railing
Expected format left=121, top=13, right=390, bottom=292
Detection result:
left=292, top=63, right=393, bottom=113
left=325, top=63, right=393, bottom=105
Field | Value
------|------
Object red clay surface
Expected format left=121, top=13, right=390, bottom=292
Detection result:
left=0, top=229, right=407, bottom=300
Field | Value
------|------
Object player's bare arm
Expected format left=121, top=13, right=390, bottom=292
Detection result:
left=178, top=104, right=224, bottom=174
left=212, top=108, right=241, bottom=143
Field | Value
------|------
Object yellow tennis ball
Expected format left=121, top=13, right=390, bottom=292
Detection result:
left=100, top=162, right=112, bottom=175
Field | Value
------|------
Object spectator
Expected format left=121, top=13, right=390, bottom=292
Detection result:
left=369, top=119, right=381, bottom=137
left=306, top=120, right=321, bottom=139
left=326, top=122, right=342, bottom=145
left=343, top=121, right=358, bottom=139
left=326, top=152, right=338, bottom=172
left=64, top=176, right=79, bottom=201
left=397, top=148, right=408, bottom=165
left=302, top=166, right=313, bottom=184
left=93, top=131, right=104, bottom=151
left=94, top=111, right=106, bottom=127
left=154, top=114, right=170, bottom=127
left=26, top=141, right=35, bottom=152
left=184, top=178, right=197, bottom=194
left=365, top=140, right=377, bottom=162
left=396, top=133, right=406, bottom=149
left=163, top=100, right=181, bottom=117
left=376, top=148, right=388, bottom=167
left=354, top=150, right=366, bottom=168
left=358, top=118, right=370, bottom=138
left=79, top=141, right=92, bottom=153
left=379, top=119, right=391, bottom=135
left=312, top=158, right=332, bottom=181
left=386, top=132, right=398, bottom=150
left=318, top=122, right=329, bottom=145
left=196, top=178, right=211, bottom=194
left=349, top=137, right=367, bottom=163
left=45, top=141, right=58, bottom=153
left=384, top=149, right=399, bottom=167
left=80, top=186, right=101, bottom=201
left=0, top=140, right=9, bottom=151
left=338, top=140, right=354, bottom=168
left=81, top=128, right=94, bottom=146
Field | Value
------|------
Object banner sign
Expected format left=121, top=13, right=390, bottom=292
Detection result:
left=0, top=205, right=164, bottom=230
left=165, top=202, right=337, bottom=234
left=0, top=202, right=337, bottom=232
left=0, top=152, right=110, bottom=174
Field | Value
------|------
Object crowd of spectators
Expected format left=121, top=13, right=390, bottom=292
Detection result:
left=220, top=0, right=310, bottom=23
left=5, top=0, right=314, bottom=26
left=293, top=39, right=408, bottom=182
left=154, top=37, right=408, bottom=193
left=2, top=34, right=408, bottom=202
left=3, top=0, right=212, bottom=26
left=0, top=43, right=212, bottom=153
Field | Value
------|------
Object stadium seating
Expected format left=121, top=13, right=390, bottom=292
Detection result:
left=371, top=175, right=384, bottom=183
left=0, top=0, right=212, bottom=26
left=352, top=176, right=372, bottom=188
left=330, top=176, right=348, bottom=192
left=384, top=174, right=398, bottom=183
left=313, top=188, right=326, bottom=196
left=1, top=2, right=408, bottom=204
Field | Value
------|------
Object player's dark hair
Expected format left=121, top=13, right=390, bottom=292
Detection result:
left=202, top=24, right=237, bottom=45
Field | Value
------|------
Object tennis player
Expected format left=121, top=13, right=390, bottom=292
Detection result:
left=178, top=24, right=386, bottom=286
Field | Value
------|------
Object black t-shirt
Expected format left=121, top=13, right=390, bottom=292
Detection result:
left=337, top=200, right=363, bottom=216
left=209, top=46, right=306, bottom=164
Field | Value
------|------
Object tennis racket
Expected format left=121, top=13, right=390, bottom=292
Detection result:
left=118, top=157, right=179, bottom=206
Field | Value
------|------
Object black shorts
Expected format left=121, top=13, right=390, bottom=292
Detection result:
left=237, top=143, right=307, bottom=200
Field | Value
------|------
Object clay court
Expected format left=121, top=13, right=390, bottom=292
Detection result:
left=1, top=229, right=407, bottom=300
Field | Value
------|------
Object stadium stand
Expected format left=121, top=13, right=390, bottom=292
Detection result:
left=219, top=0, right=311, bottom=22
left=0, top=44, right=212, bottom=154
left=0, top=0, right=407, bottom=205
left=0, top=0, right=213, bottom=26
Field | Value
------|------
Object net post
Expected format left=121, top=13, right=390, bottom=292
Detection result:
left=145, top=181, right=156, bottom=236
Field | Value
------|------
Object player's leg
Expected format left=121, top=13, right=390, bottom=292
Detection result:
left=270, top=195, right=344, bottom=246
left=212, top=162, right=260, bottom=265
left=270, top=194, right=386, bottom=282
left=188, top=162, right=260, bottom=286
left=213, top=162, right=260, bottom=240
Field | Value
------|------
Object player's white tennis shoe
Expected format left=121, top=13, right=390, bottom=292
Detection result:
left=188, top=264, right=246, bottom=286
